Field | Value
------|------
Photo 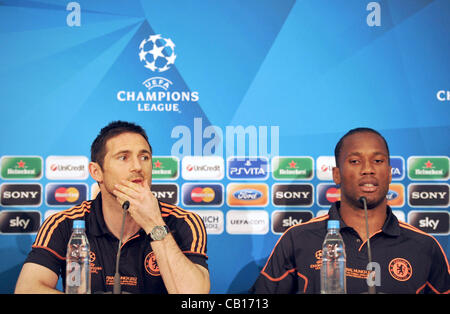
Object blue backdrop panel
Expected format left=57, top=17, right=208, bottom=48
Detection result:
left=0, top=0, right=449, bottom=293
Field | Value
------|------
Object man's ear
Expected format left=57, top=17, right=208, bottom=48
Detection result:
left=332, top=166, right=341, bottom=185
left=89, top=162, right=103, bottom=183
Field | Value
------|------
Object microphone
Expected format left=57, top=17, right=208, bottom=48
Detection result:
left=113, top=200, right=129, bottom=294
left=359, top=196, right=376, bottom=294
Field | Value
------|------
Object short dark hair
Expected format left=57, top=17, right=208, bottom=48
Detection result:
left=91, top=121, right=152, bottom=169
left=334, top=127, right=390, bottom=167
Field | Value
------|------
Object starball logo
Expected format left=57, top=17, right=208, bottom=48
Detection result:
left=116, top=34, right=199, bottom=113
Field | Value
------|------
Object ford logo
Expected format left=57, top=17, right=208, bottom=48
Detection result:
left=386, top=190, right=398, bottom=201
left=233, top=189, right=262, bottom=200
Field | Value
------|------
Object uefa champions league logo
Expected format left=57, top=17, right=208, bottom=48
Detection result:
left=139, top=34, right=176, bottom=72
left=116, top=33, right=199, bottom=112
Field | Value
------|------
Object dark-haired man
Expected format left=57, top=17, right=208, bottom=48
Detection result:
left=15, top=121, right=210, bottom=294
left=251, top=128, right=449, bottom=294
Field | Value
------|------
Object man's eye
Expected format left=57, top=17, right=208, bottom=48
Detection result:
left=350, top=160, right=360, bottom=164
left=374, top=159, right=384, bottom=163
left=141, top=155, right=150, bottom=161
left=118, top=156, right=126, bottom=161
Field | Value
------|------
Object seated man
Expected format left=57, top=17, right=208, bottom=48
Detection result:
left=15, top=121, right=209, bottom=294
left=251, top=128, right=449, bottom=294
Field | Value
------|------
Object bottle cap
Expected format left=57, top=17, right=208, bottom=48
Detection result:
left=73, top=220, right=85, bottom=229
left=327, top=220, right=340, bottom=230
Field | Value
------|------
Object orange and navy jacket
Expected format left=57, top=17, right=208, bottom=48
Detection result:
left=25, top=193, right=208, bottom=293
left=251, top=202, right=450, bottom=294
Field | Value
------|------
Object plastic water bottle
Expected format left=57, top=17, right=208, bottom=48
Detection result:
left=320, top=220, right=346, bottom=294
left=66, top=220, right=91, bottom=294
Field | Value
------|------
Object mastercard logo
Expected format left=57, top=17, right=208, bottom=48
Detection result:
left=45, top=183, right=87, bottom=206
left=55, top=187, right=80, bottom=202
left=190, top=187, right=216, bottom=203
left=182, top=183, right=223, bottom=207
left=325, top=187, right=340, bottom=203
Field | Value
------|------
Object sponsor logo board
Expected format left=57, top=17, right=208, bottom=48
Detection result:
left=226, top=210, right=269, bottom=235
left=152, top=156, right=179, bottom=180
left=1, top=156, right=43, bottom=180
left=182, top=156, right=224, bottom=180
left=272, top=157, right=314, bottom=180
left=407, top=156, right=449, bottom=180
left=227, top=157, right=269, bottom=180
left=407, top=211, right=449, bottom=235
left=272, top=210, right=313, bottom=234
left=226, top=183, right=268, bottom=207
left=46, top=183, right=87, bottom=206
left=182, top=183, right=223, bottom=207
left=0, top=183, right=42, bottom=206
left=192, top=210, right=224, bottom=235
left=151, top=183, right=178, bottom=205
left=46, top=156, right=89, bottom=180
left=272, top=184, right=313, bottom=207
left=0, top=211, right=41, bottom=234
left=408, top=184, right=449, bottom=207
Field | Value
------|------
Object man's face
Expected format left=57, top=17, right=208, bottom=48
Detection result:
left=333, top=132, right=392, bottom=209
left=95, top=132, right=152, bottom=196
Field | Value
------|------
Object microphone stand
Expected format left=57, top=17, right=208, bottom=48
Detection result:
left=113, top=200, right=129, bottom=294
left=359, top=197, right=376, bottom=294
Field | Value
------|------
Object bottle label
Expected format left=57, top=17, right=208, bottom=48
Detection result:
left=67, top=261, right=81, bottom=287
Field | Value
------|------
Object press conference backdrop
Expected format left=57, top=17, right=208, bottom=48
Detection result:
left=0, top=0, right=449, bottom=293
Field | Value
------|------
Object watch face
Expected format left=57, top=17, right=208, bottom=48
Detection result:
left=151, top=225, right=168, bottom=241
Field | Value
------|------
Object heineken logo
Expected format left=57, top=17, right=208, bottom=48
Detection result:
left=152, top=156, right=179, bottom=180
left=407, top=157, right=449, bottom=180
left=1, top=156, right=43, bottom=180
left=271, top=157, right=314, bottom=180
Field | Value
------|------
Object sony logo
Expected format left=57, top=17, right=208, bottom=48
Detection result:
left=411, top=191, right=447, bottom=199
left=275, top=191, right=310, bottom=199
left=3, top=191, right=39, bottom=199
left=151, top=191, right=175, bottom=199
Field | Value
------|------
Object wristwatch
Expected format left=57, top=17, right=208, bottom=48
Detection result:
left=149, top=225, right=169, bottom=241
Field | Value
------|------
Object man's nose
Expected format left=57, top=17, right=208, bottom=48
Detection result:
left=130, top=156, right=143, bottom=172
left=361, top=159, right=375, bottom=175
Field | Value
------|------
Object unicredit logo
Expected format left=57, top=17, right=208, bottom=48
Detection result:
left=46, top=156, right=89, bottom=180
left=181, top=156, right=224, bottom=180
left=49, top=164, right=85, bottom=172
left=186, top=164, right=220, bottom=172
